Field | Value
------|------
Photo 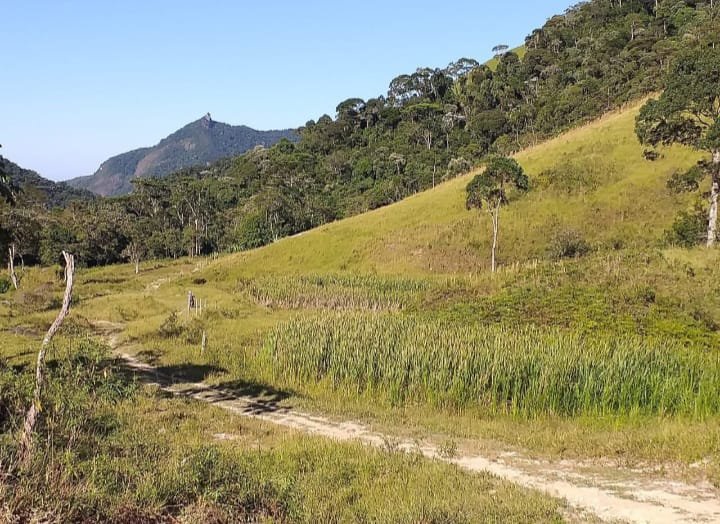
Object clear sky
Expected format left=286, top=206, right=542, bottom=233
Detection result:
left=1, top=0, right=572, bottom=181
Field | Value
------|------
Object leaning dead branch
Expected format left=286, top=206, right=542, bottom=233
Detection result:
left=16, top=251, right=75, bottom=467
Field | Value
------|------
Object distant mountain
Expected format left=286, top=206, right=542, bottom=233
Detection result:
left=1, top=156, right=94, bottom=208
left=67, top=114, right=297, bottom=196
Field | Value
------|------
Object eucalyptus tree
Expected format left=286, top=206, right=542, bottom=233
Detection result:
left=466, top=156, right=528, bottom=272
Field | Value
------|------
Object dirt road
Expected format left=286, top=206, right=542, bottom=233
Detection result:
left=98, top=322, right=720, bottom=523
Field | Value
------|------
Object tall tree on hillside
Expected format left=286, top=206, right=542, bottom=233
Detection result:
left=0, top=146, right=16, bottom=205
left=492, top=44, right=510, bottom=57
left=466, top=156, right=528, bottom=272
left=635, top=48, right=720, bottom=246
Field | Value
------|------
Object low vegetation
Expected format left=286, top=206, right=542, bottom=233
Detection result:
left=260, top=314, right=720, bottom=416
left=3, top=3, right=720, bottom=518
left=0, top=329, right=565, bottom=522
left=241, top=274, right=433, bottom=311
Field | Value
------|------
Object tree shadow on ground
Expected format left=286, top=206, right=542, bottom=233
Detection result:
left=135, top=349, right=162, bottom=365
left=155, top=363, right=227, bottom=383
left=184, top=379, right=296, bottom=416
left=115, top=357, right=296, bottom=416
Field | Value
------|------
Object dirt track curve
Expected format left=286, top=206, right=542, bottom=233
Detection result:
left=96, top=321, right=720, bottom=524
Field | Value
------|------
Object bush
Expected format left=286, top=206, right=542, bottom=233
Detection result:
left=665, top=208, right=706, bottom=248
left=548, top=229, right=591, bottom=259
left=446, top=156, right=472, bottom=178
left=667, top=165, right=704, bottom=193
left=158, top=312, right=182, bottom=338
left=0, top=277, right=10, bottom=294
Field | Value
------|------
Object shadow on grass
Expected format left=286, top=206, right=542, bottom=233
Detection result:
left=188, top=379, right=295, bottom=416
left=135, top=349, right=163, bottom=366
left=155, top=363, right=227, bottom=382
left=5, top=350, right=36, bottom=361
left=115, top=357, right=296, bottom=416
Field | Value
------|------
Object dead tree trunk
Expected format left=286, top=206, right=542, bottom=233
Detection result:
left=707, top=151, right=720, bottom=248
left=490, top=200, right=501, bottom=273
left=8, top=245, right=18, bottom=290
left=17, top=251, right=75, bottom=466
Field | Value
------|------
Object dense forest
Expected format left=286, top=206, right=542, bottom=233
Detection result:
left=3, top=0, right=720, bottom=270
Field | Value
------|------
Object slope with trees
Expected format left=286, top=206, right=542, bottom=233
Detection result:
left=66, top=114, right=298, bottom=196
left=6, top=0, right=720, bottom=271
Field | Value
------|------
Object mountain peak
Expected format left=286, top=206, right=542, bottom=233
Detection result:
left=66, top=119, right=298, bottom=196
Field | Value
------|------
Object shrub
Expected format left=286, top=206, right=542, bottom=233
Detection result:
left=548, top=229, right=591, bottom=259
left=0, top=277, right=10, bottom=294
left=665, top=208, right=706, bottom=248
left=667, top=165, right=704, bottom=193
left=158, top=312, right=182, bottom=338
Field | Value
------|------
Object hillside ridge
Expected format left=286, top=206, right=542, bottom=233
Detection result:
left=66, top=116, right=297, bottom=196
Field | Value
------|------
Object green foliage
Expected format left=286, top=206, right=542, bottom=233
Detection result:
left=636, top=47, right=720, bottom=151
left=0, top=277, right=10, bottom=294
left=0, top=146, right=18, bottom=206
left=667, top=165, right=705, bottom=193
left=548, top=229, right=591, bottom=259
left=666, top=207, right=707, bottom=247
left=12, top=1, right=718, bottom=269
left=242, top=274, right=431, bottom=311
left=466, top=156, right=528, bottom=211
left=0, top=321, right=562, bottom=522
left=158, top=311, right=182, bottom=338
left=0, top=339, right=134, bottom=462
left=231, top=211, right=272, bottom=250
left=1, top=154, right=91, bottom=209
left=67, top=118, right=297, bottom=197
left=262, top=313, right=720, bottom=416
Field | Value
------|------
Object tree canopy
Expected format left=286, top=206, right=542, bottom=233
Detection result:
left=5, top=0, right=720, bottom=267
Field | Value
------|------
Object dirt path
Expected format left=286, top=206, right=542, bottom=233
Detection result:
left=97, top=321, right=720, bottom=524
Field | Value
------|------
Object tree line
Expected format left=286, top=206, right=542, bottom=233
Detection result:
left=3, top=0, right=720, bottom=274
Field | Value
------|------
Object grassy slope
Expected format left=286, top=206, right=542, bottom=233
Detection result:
left=222, top=100, right=699, bottom=277
left=5, top=99, right=719, bottom=497
left=485, top=45, right=527, bottom=71
left=1, top=273, right=566, bottom=521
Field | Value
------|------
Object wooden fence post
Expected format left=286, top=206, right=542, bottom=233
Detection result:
left=187, top=290, right=195, bottom=315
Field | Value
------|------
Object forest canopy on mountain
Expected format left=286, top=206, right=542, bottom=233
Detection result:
left=3, top=0, right=719, bottom=268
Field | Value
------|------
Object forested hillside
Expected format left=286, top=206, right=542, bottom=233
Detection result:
left=4, top=0, right=720, bottom=269
left=1, top=156, right=93, bottom=208
left=66, top=114, right=297, bottom=196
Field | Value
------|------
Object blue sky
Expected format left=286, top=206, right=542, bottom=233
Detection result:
left=1, top=1, right=572, bottom=181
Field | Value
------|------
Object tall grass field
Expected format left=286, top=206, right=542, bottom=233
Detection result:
left=261, top=313, right=720, bottom=417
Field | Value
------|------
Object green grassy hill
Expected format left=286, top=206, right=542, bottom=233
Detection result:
left=5, top=100, right=720, bottom=521
left=222, top=100, right=700, bottom=277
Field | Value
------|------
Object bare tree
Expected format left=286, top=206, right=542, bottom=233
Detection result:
left=17, top=251, right=75, bottom=466
left=8, top=245, right=18, bottom=290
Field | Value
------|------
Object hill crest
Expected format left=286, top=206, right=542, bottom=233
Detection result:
left=66, top=116, right=297, bottom=197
